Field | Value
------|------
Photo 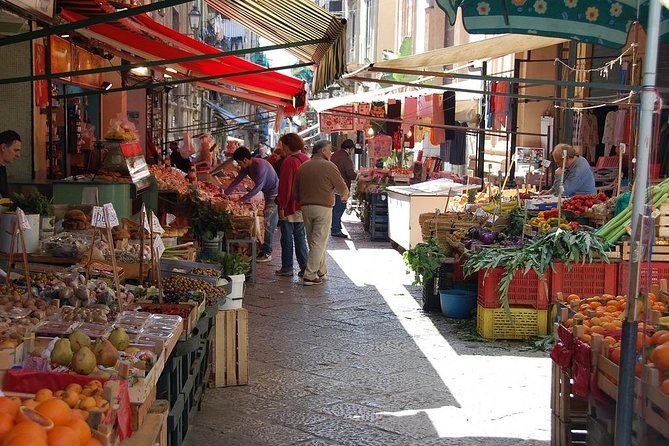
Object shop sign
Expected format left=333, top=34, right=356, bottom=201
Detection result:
left=33, top=42, right=48, bottom=107
left=91, top=203, right=119, bottom=228
left=6, top=0, right=54, bottom=19
left=50, top=35, right=71, bottom=81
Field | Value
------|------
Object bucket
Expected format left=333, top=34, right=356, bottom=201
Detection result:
left=218, top=274, right=245, bottom=310
left=202, top=236, right=222, bottom=254
left=439, top=289, right=477, bottom=318
left=0, top=213, right=41, bottom=254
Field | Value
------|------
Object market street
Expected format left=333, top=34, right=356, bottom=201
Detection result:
left=190, top=217, right=551, bottom=446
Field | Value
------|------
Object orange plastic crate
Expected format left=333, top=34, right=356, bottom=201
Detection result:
left=477, top=267, right=550, bottom=310
left=551, top=262, right=618, bottom=300
left=618, top=262, right=669, bottom=294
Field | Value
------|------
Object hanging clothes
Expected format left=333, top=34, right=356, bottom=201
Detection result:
left=403, top=97, right=417, bottom=133
left=430, top=93, right=445, bottom=145
left=415, top=117, right=432, bottom=140
left=448, top=122, right=469, bottom=166
left=417, top=95, right=433, bottom=119
left=492, top=82, right=509, bottom=130
left=386, top=99, right=401, bottom=136
left=579, top=111, right=599, bottom=163
left=572, top=112, right=582, bottom=147
left=356, top=103, right=371, bottom=131
left=443, top=91, right=456, bottom=141
left=601, top=110, right=618, bottom=157
left=368, top=133, right=392, bottom=159
left=614, top=109, right=626, bottom=146
left=370, top=101, right=386, bottom=135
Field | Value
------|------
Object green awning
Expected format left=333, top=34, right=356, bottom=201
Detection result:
left=204, top=0, right=346, bottom=93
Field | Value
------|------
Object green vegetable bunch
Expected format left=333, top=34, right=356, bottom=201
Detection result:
left=463, top=229, right=609, bottom=316
left=403, top=238, right=450, bottom=286
left=189, top=198, right=231, bottom=241
left=505, top=206, right=525, bottom=237
left=8, top=191, right=53, bottom=216
left=199, top=251, right=251, bottom=276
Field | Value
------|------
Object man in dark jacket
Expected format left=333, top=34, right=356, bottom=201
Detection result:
left=0, top=130, right=21, bottom=198
left=330, top=139, right=357, bottom=238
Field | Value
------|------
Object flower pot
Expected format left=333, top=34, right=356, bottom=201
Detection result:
left=0, top=213, right=41, bottom=254
left=439, top=289, right=477, bottom=319
left=202, top=235, right=222, bottom=254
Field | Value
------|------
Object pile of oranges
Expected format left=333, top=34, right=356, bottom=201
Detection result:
left=0, top=382, right=108, bottom=446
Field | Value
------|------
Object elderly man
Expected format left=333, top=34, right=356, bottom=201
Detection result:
left=330, top=139, right=357, bottom=238
left=0, top=130, right=21, bottom=198
left=547, top=143, right=596, bottom=197
left=293, top=140, right=348, bottom=286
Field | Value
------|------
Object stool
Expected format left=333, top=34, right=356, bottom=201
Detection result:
left=225, top=238, right=256, bottom=284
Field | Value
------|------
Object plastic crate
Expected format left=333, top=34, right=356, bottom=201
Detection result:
left=476, top=304, right=549, bottom=340
left=551, top=262, right=618, bottom=300
left=618, top=262, right=669, bottom=294
left=369, top=192, right=388, bottom=207
left=477, top=267, right=550, bottom=310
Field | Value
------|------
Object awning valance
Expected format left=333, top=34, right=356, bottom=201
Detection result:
left=204, top=0, right=347, bottom=93
left=58, top=2, right=307, bottom=115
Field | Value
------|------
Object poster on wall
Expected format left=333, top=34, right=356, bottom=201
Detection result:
left=33, top=42, right=48, bottom=107
left=6, top=0, right=54, bottom=19
left=50, top=35, right=71, bottom=81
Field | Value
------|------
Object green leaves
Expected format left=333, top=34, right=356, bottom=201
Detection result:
left=403, top=238, right=449, bottom=286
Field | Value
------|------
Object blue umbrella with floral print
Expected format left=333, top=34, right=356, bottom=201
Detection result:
left=437, top=0, right=668, bottom=48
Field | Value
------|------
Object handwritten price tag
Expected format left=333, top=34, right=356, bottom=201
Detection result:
left=142, top=206, right=164, bottom=234
left=92, top=203, right=120, bottom=228
left=15, top=208, right=30, bottom=230
left=153, top=235, right=166, bottom=258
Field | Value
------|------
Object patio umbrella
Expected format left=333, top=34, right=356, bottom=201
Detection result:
left=437, top=2, right=667, bottom=445
left=437, top=0, right=669, bottom=48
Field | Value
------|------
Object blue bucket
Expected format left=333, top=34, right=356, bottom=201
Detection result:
left=439, top=289, right=477, bottom=318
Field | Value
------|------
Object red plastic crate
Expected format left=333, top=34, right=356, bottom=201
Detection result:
left=551, top=262, right=618, bottom=300
left=477, top=267, right=550, bottom=310
left=618, top=262, right=669, bottom=295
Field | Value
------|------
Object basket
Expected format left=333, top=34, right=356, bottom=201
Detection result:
left=618, top=262, right=669, bottom=294
left=477, top=267, right=550, bottom=310
left=551, top=262, right=618, bottom=300
left=476, top=304, right=549, bottom=340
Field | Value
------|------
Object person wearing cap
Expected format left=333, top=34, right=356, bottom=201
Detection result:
left=330, top=139, right=357, bottom=238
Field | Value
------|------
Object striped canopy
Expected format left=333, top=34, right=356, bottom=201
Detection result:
left=437, top=0, right=669, bottom=48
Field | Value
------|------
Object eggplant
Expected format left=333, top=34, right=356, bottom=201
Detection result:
left=480, top=232, right=496, bottom=245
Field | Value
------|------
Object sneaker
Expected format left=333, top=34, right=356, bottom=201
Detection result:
left=318, top=272, right=328, bottom=279
left=256, top=253, right=272, bottom=263
left=303, top=277, right=323, bottom=286
left=275, top=268, right=293, bottom=276
left=331, top=232, right=348, bottom=239
left=298, top=269, right=305, bottom=278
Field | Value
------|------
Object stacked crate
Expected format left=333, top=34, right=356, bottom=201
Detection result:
left=368, top=192, right=389, bottom=241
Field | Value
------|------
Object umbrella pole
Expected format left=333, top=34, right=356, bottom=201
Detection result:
left=615, top=1, right=662, bottom=445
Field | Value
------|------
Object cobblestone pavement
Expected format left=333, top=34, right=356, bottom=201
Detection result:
left=189, top=216, right=551, bottom=445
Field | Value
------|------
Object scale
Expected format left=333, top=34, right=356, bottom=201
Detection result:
left=95, top=141, right=151, bottom=195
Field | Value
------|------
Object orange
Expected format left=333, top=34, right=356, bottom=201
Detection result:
left=0, top=398, right=19, bottom=419
left=0, top=412, right=14, bottom=440
left=6, top=421, right=48, bottom=441
left=85, top=439, right=102, bottom=446
left=78, top=398, right=96, bottom=412
left=22, top=400, right=39, bottom=410
left=46, top=426, right=78, bottom=446
left=610, top=348, right=621, bottom=365
left=36, top=400, right=71, bottom=427
left=653, top=332, right=669, bottom=346
left=69, top=411, right=88, bottom=422
left=650, top=343, right=669, bottom=373
left=60, top=393, right=79, bottom=410
left=35, top=390, right=53, bottom=403
left=16, top=407, right=54, bottom=431
left=3, top=433, right=47, bottom=446
left=661, top=379, right=669, bottom=397
left=66, top=419, right=91, bottom=446
left=589, top=301, right=602, bottom=309
left=64, top=385, right=81, bottom=395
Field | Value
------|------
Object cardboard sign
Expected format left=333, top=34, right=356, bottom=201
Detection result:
left=143, top=210, right=164, bottom=234
left=15, top=208, right=31, bottom=230
left=153, top=235, right=165, bottom=258
left=92, top=203, right=120, bottom=228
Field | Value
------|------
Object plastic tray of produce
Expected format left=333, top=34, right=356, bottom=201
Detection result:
left=116, top=311, right=153, bottom=323
left=51, top=306, right=111, bottom=323
left=160, top=259, right=225, bottom=285
left=0, top=307, right=32, bottom=319
left=114, top=321, right=146, bottom=335
left=31, top=320, right=77, bottom=337
left=148, top=313, right=183, bottom=326
left=72, top=322, right=112, bottom=339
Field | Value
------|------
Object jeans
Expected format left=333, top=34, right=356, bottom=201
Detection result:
left=279, top=220, right=308, bottom=270
left=262, top=196, right=278, bottom=255
left=331, top=194, right=346, bottom=235
left=302, top=205, right=332, bottom=280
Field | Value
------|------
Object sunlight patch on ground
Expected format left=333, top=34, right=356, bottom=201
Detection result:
left=328, top=243, right=551, bottom=441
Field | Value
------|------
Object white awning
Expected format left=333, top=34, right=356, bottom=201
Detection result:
left=372, top=34, right=567, bottom=70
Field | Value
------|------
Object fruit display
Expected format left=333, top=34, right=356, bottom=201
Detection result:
left=149, top=165, right=190, bottom=195
left=61, top=210, right=91, bottom=231
left=189, top=268, right=220, bottom=277
left=162, top=276, right=225, bottom=300
left=57, top=308, right=111, bottom=324
left=528, top=210, right=581, bottom=232
left=562, top=193, right=609, bottom=215
left=135, top=304, right=193, bottom=320
left=36, top=275, right=134, bottom=312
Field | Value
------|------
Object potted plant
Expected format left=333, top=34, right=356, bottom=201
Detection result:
left=199, top=251, right=251, bottom=309
left=2, top=191, right=53, bottom=254
left=189, top=199, right=231, bottom=253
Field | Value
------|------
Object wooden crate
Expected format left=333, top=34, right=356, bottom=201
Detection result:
left=551, top=363, right=589, bottom=423
left=210, top=308, right=248, bottom=387
left=622, top=240, right=669, bottom=261
left=657, top=204, right=669, bottom=238
left=120, top=400, right=169, bottom=446
left=130, top=386, right=156, bottom=432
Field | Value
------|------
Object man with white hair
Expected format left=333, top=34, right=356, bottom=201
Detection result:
left=547, top=143, right=596, bottom=197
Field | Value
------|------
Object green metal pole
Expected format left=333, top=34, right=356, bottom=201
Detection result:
left=52, top=62, right=314, bottom=99
left=0, top=39, right=326, bottom=86
left=0, top=0, right=191, bottom=47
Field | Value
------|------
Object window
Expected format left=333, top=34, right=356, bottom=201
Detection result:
left=329, top=1, right=342, bottom=13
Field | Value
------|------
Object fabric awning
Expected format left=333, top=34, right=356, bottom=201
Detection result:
left=372, top=34, right=568, bottom=70
left=58, top=2, right=307, bottom=115
left=204, top=100, right=253, bottom=126
left=204, top=0, right=347, bottom=93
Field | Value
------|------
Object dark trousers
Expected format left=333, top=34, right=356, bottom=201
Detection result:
left=331, top=195, right=346, bottom=234
left=279, top=220, right=308, bottom=270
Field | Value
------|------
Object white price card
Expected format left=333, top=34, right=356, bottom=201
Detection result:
left=15, top=208, right=30, bottom=230
left=166, top=213, right=176, bottom=226
left=150, top=211, right=165, bottom=234
left=92, top=203, right=120, bottom=228
left=153, top=235, right=166, bottom=258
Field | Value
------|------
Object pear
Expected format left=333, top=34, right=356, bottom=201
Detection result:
left=71, top=346, right=96, bottom=375
left=69, top=330, right=91, bottom=352
left=108, top=327, right=129, bottom=351
left=94, top=339, right=119, bottom=368
left=51, top=339, right=73, bottom=367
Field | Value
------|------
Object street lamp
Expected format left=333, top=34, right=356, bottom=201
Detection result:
left=188, top=5, right=201, bottom=38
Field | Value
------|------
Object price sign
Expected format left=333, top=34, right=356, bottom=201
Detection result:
left=153, top=235, right=165, bottom=258
left=92, top=203, right=120, bottom=228
left=15, top=208, right=30, bottom=230
left=166, top=213, right=176, bottom=226
left=141, top=206, right=165, bottom=234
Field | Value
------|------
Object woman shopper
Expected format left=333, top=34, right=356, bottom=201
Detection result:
left=275, top=133, right=310, bottom=276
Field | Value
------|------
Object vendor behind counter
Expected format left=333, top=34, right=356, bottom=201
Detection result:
left=547, top=143, right=596, bottom=197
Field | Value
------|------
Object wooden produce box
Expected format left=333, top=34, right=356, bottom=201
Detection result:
left=210, top=308, right=248, bottom=387
left=657, top=203, right=669, bottom=238
left=622, top=240, right=669, bottom=261
left=130, top=386, right=156, bottom=432
left=121, top=400, right=169, bottom=446
left=0, top=340, right=27, bottom=369
left=550, top=362, right=588, bottom=446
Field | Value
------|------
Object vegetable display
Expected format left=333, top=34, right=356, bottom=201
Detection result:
left=562, top=193, right=609, bottom=214
left=403, top=239, right=450, bottom=286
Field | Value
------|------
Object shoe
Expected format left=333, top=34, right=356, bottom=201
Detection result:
left=256, top=253, right=272, bottom=263
left=298, top=269, right=305, bottom=277
left=318, top=272, right=328, bottom=279
left=275, top=268, right=293, bottom=276
left=303, top=277, right=323, bottom=286
left=331, top=232, right=348, bottom=239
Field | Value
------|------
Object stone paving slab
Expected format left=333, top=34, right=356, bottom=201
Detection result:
left=188, top=217, right=550, bottom=445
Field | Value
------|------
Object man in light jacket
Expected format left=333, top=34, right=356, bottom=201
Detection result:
left=293, top=140, right=348, bottom=286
